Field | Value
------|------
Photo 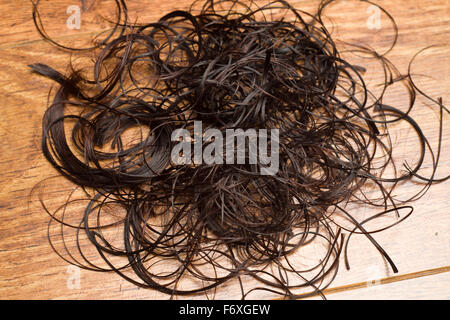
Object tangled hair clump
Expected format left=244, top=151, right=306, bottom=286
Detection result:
left=30, top=0, right=447, bottom=298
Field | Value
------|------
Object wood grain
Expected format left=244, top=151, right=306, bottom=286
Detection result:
left=0, top=0, right=448, bottom=300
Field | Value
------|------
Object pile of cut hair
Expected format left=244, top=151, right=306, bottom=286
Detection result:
left=30, top=0, right=448, bottom=299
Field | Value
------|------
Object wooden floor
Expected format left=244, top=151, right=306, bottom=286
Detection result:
left=0, top=0, right=448, bottom=300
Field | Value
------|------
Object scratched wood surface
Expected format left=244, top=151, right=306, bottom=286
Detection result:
left=0, top=0, right=449, bottom=300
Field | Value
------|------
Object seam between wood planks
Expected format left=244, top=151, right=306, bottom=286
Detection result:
left=291, top=265, right=450, bottom=299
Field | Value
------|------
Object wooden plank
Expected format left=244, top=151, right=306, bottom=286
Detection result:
left=307, top=268, right=450, bottom=300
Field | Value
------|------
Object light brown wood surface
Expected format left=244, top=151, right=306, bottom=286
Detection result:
left=0, top=0, right=449, bottom=300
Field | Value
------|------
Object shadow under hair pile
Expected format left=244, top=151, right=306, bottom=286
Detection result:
left=29, top=0, right=448, bottom=299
